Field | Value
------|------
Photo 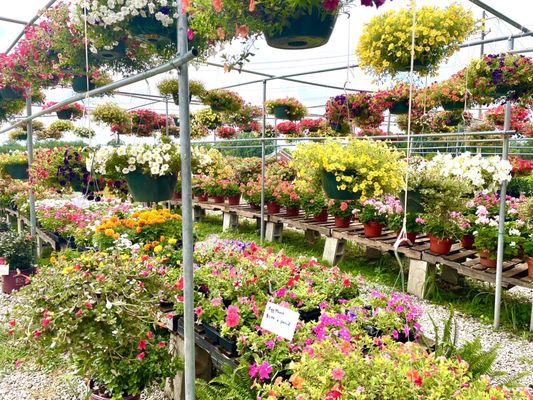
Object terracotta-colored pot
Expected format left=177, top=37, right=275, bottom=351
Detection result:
left=226, top=195, right=241, bottom=205
left=249, top=203, right=261, bottom=210
left=334, top=216, right=351, bottom=228
left=363, top=221, right=383, bottom=238
left=312, top=208, right=328, bottom=223
left=461, top=234, right=475, bottom=250
left=479, top=249, right=497, bottom=268
left=428, top=235, right=454, bottom=255
left=2, top=268, right=33, bottom=294
left=196, top=194, right=208, bottom=202
left=211, top=195, right=224, bottom=204
left=285, top=206, right=300, bottom=217
left=528, top=257, right=533, bottom=279
left=90, top=392, right=140, bottom=400
left=396, top=232, right=417, bottom=246
left=172, top=192, right=182, bottom=201
left=267, top=202, right=281, bottom=214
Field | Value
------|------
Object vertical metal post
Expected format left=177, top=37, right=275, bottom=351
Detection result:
left=386, top=112, right=392, bottom=135
left=260, top=80, right=267, bottom=243
left=478, top=10, right=486, bottom=122
left=165, top=97, right=169, bottom=137
left=177, top=1, right=195, bottom=398
left=25, top=92, right=36, bottom=242
left=493, top=37, right=514, bottom=329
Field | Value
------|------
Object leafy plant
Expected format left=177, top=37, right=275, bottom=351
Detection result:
left=0, top=231, right=33, bottom=270
left=196, top=366, right=256, bottom=400
left=203, top=89, right=243, bottom=113
left=265, top=97, right=307, bottom=121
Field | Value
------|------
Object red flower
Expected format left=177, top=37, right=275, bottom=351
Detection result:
left=96, top=274, right=105, bottom=282
left=407, top=369, right=423, bottom=387
left=8, top=319, right=16, bottom=327
left=75, top=309, right=83, bottom=318
left=147, top=331, right=154, bottom=340
left=33, top=329, right=41, bottom=338
left=323, top=0, right=340, bottom=12
left=158, top=341, right=166, bottom=348
left=137, top=352, right=145, bottom=361
left=41, top=318, right=50, bottom=328
left=343, top=278, right=351, bottom=287
left=138, top=340, right=147, bottom=350
left=85, top=302, right=93, bottom=309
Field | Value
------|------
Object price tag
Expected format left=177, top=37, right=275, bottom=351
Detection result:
left=0, top=264, right=9, bottom=276
left=260, top=302, right=299, bottom=341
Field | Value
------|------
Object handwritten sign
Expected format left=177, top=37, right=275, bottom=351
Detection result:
left=260, top=302, right=299, bottom=341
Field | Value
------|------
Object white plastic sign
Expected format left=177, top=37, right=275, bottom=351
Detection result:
left=260, top=302, right=299, bottom=341
left=0, top=264, right=9, bottom=276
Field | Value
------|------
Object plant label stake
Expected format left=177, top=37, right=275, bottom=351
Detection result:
left=0, top=258, right=8, bottom=276
left=261, top=302, right=299, bottom=341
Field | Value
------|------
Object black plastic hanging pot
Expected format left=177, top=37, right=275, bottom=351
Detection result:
left=321, top=170, right=358, bottom=201
left=56, top=109, right=73, bottom=120
left=96, top=40, right=127, bottom=61
left=273, top=105, right=291, bottom=119
left=124, top=172, right=177, bottom=203
left=172, top=92, right=192, bottom=106
left=389, top=101, right=409, bottom=115
left=5, top=163, right=29, bottom=180
left=0, top=86, right=23, bottom=100
left=264, top=8, right=337, bottom=50
left=72, top=75, right=96, bottom=93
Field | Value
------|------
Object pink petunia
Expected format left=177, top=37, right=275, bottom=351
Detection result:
left=331, top=368, right=345, bottom=381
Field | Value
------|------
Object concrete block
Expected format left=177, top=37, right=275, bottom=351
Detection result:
left=322, top=237, right=346, bottom=266
left=265, top=222, right=283, bottom=242
left=222, top=212, right=239, bottom=232
left=440, top=265, right=460, bottom=285
left=192, top=206, right=206, bottom=222
left=407, top=259, right=436, bottom=298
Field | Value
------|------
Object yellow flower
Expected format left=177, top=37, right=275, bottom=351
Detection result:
left=154, top=245, right=163, bottom=253
left=168, top=238, right=177, bottom=245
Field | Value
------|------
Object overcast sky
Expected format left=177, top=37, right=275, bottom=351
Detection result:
left=0, top=0, right=531, bottom=144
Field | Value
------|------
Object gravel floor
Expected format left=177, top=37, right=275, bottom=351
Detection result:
left=1, top=276, right=532, bottom=398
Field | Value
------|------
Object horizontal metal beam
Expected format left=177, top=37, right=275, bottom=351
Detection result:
left=0, top=16, right=33, bottom=26
left=468, top=0, right=530, bottom=33
left=0, top=49, right=198, bottom=134
left=460, top=30, right=533, bottom=48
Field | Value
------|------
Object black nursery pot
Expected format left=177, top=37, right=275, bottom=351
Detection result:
left=299, top=308, right=321, bottom=322
left=203, top=323, right=220, bottom=345
left=218, top=335, right=238, bottom=357
left=366, top=326, right=383, bottom=339
left=56, top=109, right=73, bottom=120
left=72, top=75, right=96, bottom=93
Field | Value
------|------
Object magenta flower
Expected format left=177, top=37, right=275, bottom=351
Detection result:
left=258, top=361, right=273, bottom=380
left=331, top=367, right=345, bottom=381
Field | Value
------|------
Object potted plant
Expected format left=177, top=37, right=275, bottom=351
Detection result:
left=240, top=179, right=262, bottom=209
left=203, top=89, right=243, bottom=113
left=387, top=211, right=424, bottom=247
left=88, top=139, right=181, bottom=203
left=425, top=74, right=472, bottom=111
left=216, top=126, right=238, bottom=140
left=7, top=251, right=182, bottom=400
left=129, top=109, right=166, bottom=137
left=192, top=176, right=209, bottom=202
left=0, top=232, right=33, bottom=294
left=276, top=121, right=301, bottom=136
left=265, top=98, right=307, bottom=121
left=43, top=101, right=86, bottom=120
left=73, top=127, right=96, bottom=139
left=325, top=95, right=351, bottom=134
left=466, top=53, right=533, bottom=104
left=292, top=139, right=404, bottom=201
left=93, top=102, right=132, bottom=135
left=473, top=224, right=523, bottom=268
left=8, top=130, right=27, bottom=141
left=157, top=78, right=206, bottom=105
left=356, top=197, right=391, bottom=238
left=423, top=215, right=461, bottom=255
left=357, top=4, right=475, bottom=78
left=193, top=108, right=223, bottom=130
left=0, top=151, right=29, bottom=180
left=297, top=185, right=328, bottom=222
left=277, top=181, right=301, bottom=217
left=204, top=177, right=226, bottom=204
left=375, top=84, right=414, bottom=115
left=328, top=199, right=354, bottom=228
left=218, top=179, right=242, bottom=205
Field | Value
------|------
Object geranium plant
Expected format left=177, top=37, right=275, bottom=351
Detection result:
left=327, top=199, right=354, bottom=219
left=216, top=126, right=238, bottom=139
left=276, top=121, right=301, bottom=136
left=7, top=252, right=182, bottom=399
left=357, top=4, right=476, bottom=78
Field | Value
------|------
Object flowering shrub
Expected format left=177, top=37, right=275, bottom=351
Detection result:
left=327, top=199, right=354, bottom=219
left=265, top=98, right=307, bottom=121
left=357, top=4, right=475, bottom=78
left=466, top=53, right=533, bottom=104
left=216, top=126, right=238, bottom=139
left=89, top=139, right=181, bottom=177
left=7, top=252, right=181, bottom=399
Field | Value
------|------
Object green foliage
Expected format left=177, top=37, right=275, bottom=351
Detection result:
left=216, top=132, right=275, bottom=158
left=0, top=231, right=33, bottom=270
left=0, top=140, right=87, bottom=153
left=49, top=120, right=74, bottom=133
left=157, top=78, right=206, bottom=98
left=196, top=366, right=256, bottom=400
left=72, top=127, right=96, bottom=139
left=507, top=175, right=533, bottom=197
left=92, top=102, right=131, bottom=127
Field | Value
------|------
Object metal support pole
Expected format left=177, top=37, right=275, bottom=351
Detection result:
left=478, top=11, right=486, bottom=121
left=165, top=97, right=169, bottom=137
left=25, top=92, right=36, bottom=243
left=493, top=37, right=514, bottom=330
left=177, top=1, right=195, bottom=398
left=260, top=80, right=267, bottom=243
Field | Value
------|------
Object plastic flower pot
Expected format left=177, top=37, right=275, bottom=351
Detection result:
left=203, top=323, right=220, bottom=345
left=461, top=234, right=475, bottom=250
left=365, top=326, right=383, bottom=338
left=264, top=8, right=337, bottom=50
left=285, top=206, right=300, bottom=217
left=428, top=235, right=454, bottom=255
left=72, top=75, right=96, bottom=93
left=124, top=172, right=177, bottom=202
left=399, top=190, right=424, bottom=214
left=2, top=268, right=33, bottom=294
left=56, top=109, right=73, bottom=120
left=249, top=203, right=261, bottom=210
left=172, top=93, right=192, bottom=106
left=218, top=335, right=238, bottom=357
left=226, top=194, right=241, bottom=205
left=0, top=86, right=23, bottom=100
left=95, top=40, right=126, bottom=61
left=441, top=101, right=465, bottom=111
left=479, top=249, right=497, bottom=268
left=90, top=392, right=140, bottom=400
left=172, top=192, right=182, bottom=201
left=196, top=194, right=208, bottom=202
left=267, top=202, right=281, bottom=214
left=312, top=208, right=329, bottom=223
left=273, top=105, right=291, bottom=120
left=363, top=221, right=383, bottom=238
left=210, top=104, right=227, bottom=113
left=528, top=257, right=533, bottom=279
left=5, top=163, right=29, bottom=180
left=396, top=232, right=417, bottom=246
left=210, top=195, right=224, bottom=204
left=299, top=308, right=321, bottom=322
left=322, top=171, right=358, bottom=201
left=389, top=101, right=410, bottom=115
left=397, top=60, right=428, bottom=73
left=334, top=216, right=351, bottom=228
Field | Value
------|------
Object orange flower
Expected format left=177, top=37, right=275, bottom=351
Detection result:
left=290, top=374, right=304, bottom=390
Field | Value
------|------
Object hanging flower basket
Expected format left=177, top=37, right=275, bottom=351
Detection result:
left=399, top=190, right=424, bottom=213
left=0, top=86, right=23, bottom=101
left=96, top=40, right=127, bottom=61
left=322, top=171, right=358, bottom=201
left=274, top=105, right=291, bottom=119
left=389, top=101, right=410, bottom=115
left=124, top=172, right=177, bottom=203
left=172, top=93, right=192, bottom=106
left=129, top=15, right=176, bottom=46
left=72, top=75, right=96, bottom=93
left=264, top=8, right=337, bottom=50
left=5, top=163, right=29, bottom=180
left=56, top=109, right=73, bottom=120
left=441, top=101, right=465, bottom=111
